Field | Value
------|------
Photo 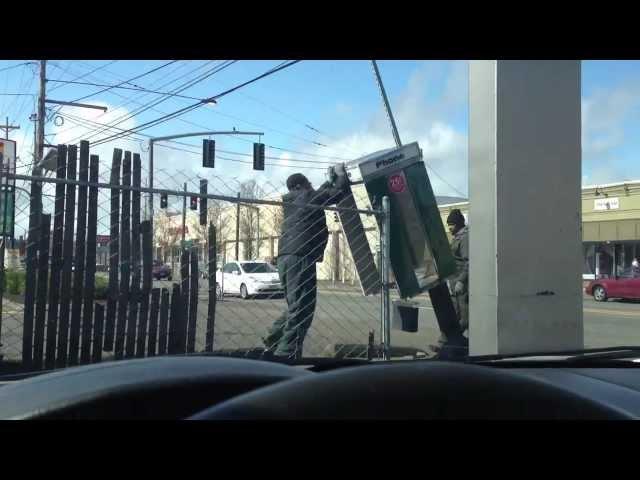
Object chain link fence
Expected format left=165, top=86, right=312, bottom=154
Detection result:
left=0, top=141, right=391, bottom=369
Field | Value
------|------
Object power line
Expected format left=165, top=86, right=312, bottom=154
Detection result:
left=50, top=60, right=205, bottom=138
left=46, top=78, right=218, bottom=103
left=424, top=162, right=467, bottom=198
left=67, top=60, right=178, bottom=104
left=206, top=73, right=363, bottom=155
left=89, top=60, right=298, bottom=147
left=60, top=60, right=360, bottom=157
left=69, top=61, right=235, bottom=145
left=49, top=61, right=361, bottom=162
left=54, top=110, right=338, bottom=169
left=2, top=62, right=29, bottom=120
left=47, top=60, right=119, bottom=94
left=0, top=62, right=34, bottom=74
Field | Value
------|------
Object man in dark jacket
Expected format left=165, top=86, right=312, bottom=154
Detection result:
left=264, top=171, right=349, bottom=359
left=447, top=209, right=469, bottom=332
left=431, top=208, right=469, bottom=352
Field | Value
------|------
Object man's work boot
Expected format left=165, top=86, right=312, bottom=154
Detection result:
left=432, top=336, right=468, bottom=361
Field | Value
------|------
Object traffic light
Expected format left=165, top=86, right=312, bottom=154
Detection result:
left=253, top=142, right=265, bottom=170
left=203, top=139, right=215, bottom=168
left=200, top=179, right=208, bottom=226
left=190, top=196, right=198, bottom=210
left=160, top=193, right=168, bottom=209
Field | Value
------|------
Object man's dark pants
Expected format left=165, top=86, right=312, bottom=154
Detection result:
left=264, top=254, right=317, bottom=358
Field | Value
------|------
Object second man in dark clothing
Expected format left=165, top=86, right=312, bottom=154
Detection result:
left=264, top=171, right=349, bottom=359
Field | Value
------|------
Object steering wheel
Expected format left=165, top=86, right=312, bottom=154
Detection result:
left=189, top=361, right=631, bottom=420
left=0, top=356, right=310, bottom=420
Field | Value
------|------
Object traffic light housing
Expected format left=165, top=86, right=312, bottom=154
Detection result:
left=200, top=179, right=208, bottom=226
left=203, top=139, right=215, bottom=168
left=160, top=193, right=168, bottom=209
left=253, top=142, right=265, bottom=170
left=190, top=196, right=198, bottom=210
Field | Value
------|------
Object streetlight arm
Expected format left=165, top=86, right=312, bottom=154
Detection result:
left=149, top=131, right=264, bottom=143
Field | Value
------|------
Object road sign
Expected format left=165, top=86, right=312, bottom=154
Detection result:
left=0, top=187, right=15, bottom=237
left=0, top=139, right=16, bottom=189
left=181, top=240, right=194, bottom=249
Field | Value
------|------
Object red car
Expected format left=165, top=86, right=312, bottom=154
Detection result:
left=585, top=273, right=640, bottom=302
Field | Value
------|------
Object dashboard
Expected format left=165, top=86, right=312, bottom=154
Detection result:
left=0, top=356, right=639, bottom=419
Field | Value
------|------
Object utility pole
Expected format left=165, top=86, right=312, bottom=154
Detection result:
left=371, top=60, right=402, bottom=148
left=182, top=183, right=187, bottom=245
left=146, top=130, right=263, bottom=264
left=0, top=117, right=19, bottom=140
left=36, top=60, right=46, bottom=169
left=235, top=192, right=240, bottom=260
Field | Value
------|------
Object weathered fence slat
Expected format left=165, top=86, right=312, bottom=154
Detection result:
left=116, top=152, right=132, bottom=360
left=148, top=288, right=161, bottom=357
left=158, top=288, right=170, bottom=355
left=168, top=283, right=184, bottom=354
left=136, top=219, right=152, bottom=357
left=66, top=140, right=89, bottom=368
left=178, top=251, right=189, bottom=353
left=81, top=155, right=99, bottom=364
left=104, top=149, right=122, bottom=351
left=59, top=144, right=77, bottom=366
left=92, top=303, right=104, bottom=364
left=187, top=250, right=198, bottom=353
left=206, top=224, right=216, bottom=352
left=45, top=145, right=67, bottom=370
left=127, top=154, right=142, bottom=359
left=22, top=165, right=43, bottom=368
left=33, top=214, right=51, bottom=370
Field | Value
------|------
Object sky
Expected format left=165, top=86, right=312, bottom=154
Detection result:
left=1, top=59, right=640, bottom=233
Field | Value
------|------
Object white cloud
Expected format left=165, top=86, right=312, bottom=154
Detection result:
left=278, top=152, right=291, bottom=166
left=301, top=61, right=469, bottom=197
left=582, top=83, right=640, bottom=184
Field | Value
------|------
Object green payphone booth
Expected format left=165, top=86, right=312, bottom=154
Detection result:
left=345, top=142, right=456, bottom=298
left=340, top=142, right=466, bottom=355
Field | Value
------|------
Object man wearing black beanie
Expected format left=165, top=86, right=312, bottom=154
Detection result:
left=432, top=208, right=469, bottom=352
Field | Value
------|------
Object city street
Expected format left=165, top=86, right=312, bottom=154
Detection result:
left=160, top=279, right=640, bottom=358
left=1, top=282, right=639, bottom=362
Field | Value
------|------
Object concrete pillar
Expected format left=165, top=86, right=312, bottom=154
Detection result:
left=469, top=60, right=583, bottom=356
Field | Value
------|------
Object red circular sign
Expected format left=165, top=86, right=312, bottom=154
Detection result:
left=388, top=174, right=405, bottom=193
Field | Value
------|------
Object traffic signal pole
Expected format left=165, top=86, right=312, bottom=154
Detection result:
left=146, top=130, right=264, bottom=246
left=182, top=183, right=187, bottom=245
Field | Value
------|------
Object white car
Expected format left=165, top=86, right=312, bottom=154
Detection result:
left=216, top=261, right=284, bottom=300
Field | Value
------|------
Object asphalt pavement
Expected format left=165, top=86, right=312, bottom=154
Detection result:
left=1, top=281, right=639, bottom=362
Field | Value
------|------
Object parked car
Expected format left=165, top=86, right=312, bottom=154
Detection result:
left=585, top=271, right=640, bottom=302
left=152, top=261, right=172, bottom=281
left=215, top=261, right=283, bottom=300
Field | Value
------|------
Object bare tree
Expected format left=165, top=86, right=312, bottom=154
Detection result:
left=238, top=180, right=265, bottom=260
left=191, top=199, right=230, bottom=262
left=154, top=210, right=182, bottom=266
left=271, top=205, right=284, bottom=236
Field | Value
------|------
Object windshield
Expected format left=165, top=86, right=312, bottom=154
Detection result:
left=241, top=263, right=276, bottom=273
left=2, top=59, right=640, bottom=382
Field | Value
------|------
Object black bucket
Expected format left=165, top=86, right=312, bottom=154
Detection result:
left=392, top=301, right=419, bottom=333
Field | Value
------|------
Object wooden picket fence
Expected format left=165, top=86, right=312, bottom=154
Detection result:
left=20, top=141, right=217, bottom=371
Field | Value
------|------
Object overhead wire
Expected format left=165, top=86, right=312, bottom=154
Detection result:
left=48, top=61, right=361, bottom=162
left=89, top=60, right=300, bottom=147
left=46, top=79, right=223, bottom=103
left=50, top=60, right=203, bottom=138
left=66, top=60, right=178, bottom=104
left=54, top=110, right=332, bottom=170
left=65, top=61, right=235, bottom=145
left=47, top=60, right=119, bottom=93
